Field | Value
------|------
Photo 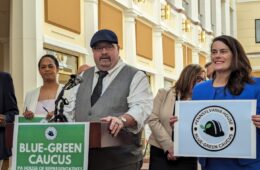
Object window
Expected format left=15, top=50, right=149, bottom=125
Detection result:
left=136, top=20, right=153, bottom=60
left=44, top=49, right=79, bottom=84
left=182, top=45, right=192, bottom=67
left=162, top=33, right=175, bottom=68
left=256, top=19, right=260, bottom=43
left=99, top=0, right=123, bottom=48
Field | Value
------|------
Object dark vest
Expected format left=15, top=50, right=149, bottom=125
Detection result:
left=75, top=65, right=143, bottom=169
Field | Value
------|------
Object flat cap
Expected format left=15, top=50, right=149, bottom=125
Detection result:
left=90, top=29, right=118, bottom=48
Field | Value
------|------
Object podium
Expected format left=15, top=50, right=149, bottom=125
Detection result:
left=5, top=122, right=137, bottom=149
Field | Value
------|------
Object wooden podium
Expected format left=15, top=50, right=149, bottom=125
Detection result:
left=5, top=122, right=137, bottom=149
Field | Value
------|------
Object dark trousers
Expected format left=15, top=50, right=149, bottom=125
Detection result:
left=149, top=145, right=197, bottom=170
left=88, top=160, right=142, bottom=170
left=88, top=148, right=143, bottom=170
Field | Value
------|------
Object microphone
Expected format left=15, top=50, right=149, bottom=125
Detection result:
left=65, top=74, right=84, bottom=90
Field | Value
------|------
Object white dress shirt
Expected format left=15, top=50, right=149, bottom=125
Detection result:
left=64, top=59, right=153, bottom=133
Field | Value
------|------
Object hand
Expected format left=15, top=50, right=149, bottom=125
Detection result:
left=252, top=115, right=260, bottom=128
left=100, top=116, right=124, bottom=137
left=23, top=109, right=34, bottom=120
left=170, top=116, right=178, bottom=127
left=46, top=111, right=54, bottom=120
left=0, top=114, right=6, bottom=125
left=166, top=146, right=177, bottom=161
left=77, top=64, right=91, bottom=74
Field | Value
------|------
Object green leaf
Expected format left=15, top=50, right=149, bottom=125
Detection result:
left=206, top=123, right=212, bottom=129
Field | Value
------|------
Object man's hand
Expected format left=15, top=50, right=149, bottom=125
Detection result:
left=252, top=115, right=260, bottom=128
left=100, top=116, right=124, bottom=137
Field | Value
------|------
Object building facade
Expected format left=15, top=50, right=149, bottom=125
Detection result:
left=237, top=0, right=260, bottom=77
left=0, top=0, right=236, bottom=110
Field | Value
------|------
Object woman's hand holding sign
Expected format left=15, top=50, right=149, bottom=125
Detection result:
left=170, top=116, right=178, bottom=127
left=252, top=115, right=260, bottom=129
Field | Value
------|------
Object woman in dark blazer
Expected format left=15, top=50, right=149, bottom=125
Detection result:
left=0, top=72, right=19, bottom=168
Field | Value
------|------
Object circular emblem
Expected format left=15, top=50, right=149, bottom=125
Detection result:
left=40, top=118, right=48, bottom=123
left=45, top=127, right=57, bottom=140
left=192, top=106, right=236, bottom=151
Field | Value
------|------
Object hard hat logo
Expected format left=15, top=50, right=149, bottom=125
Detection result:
left=192, top=106, right=236, bottom=151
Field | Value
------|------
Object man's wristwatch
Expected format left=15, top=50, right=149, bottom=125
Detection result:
left=119, top=116, right=127, bottom=127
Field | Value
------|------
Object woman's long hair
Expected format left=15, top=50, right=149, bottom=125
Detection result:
left=174, top=64, right=204, bottom=100
left=211, top=35, right=253, bottom=95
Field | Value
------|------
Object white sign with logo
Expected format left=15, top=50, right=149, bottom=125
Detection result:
left=174, top=100, right=256, bottom=158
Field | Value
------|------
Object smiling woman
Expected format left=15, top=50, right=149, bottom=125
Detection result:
left=23, top=54, right=64, bottom=121
left=192, top=35, right=260, bottom=170
left=211, top=41, right=232, bottom=77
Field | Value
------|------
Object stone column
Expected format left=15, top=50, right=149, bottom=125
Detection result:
left=212, top=0, right=222, bottom=36
left=190, top=0, right=199, bottom=22
left=221, top=0, right=230, bottom=35
left=175, top=39, right=184, bottom=75
left=204, top=0, right=211, bottom=32
left=192, top=48, right=200, bottom=64
left=10, top=0, right=44, bottom=109
left=153, top=26, right=164, bottom=92
left=124, top=10, right=137, bottom=66
left=83, top=0, right=99, bottom=66
left=174, top=0, right=183, bottom=9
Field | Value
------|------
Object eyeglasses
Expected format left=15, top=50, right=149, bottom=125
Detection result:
left=93, top=44, right=115, bottom=52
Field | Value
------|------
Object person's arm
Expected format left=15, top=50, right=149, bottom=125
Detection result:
left=148, top=89, right=173, bottom=152
left=252, top=80, right=260, bottom=129
left=124, top=71, right=153, bottom=133
left=148, top=89, right=177, bottom=160
left=22, top=91, right=35, bottom=119
left=101, top=71, right=153, bottom=136
left=0, top=73, right=18, bottom=126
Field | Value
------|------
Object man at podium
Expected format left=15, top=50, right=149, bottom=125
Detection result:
left=64, top=29, right=153, bottom=170
left=0, top=72, right=19, bottom=169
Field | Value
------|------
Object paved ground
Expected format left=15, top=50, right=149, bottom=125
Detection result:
left=141, top=157, right=149, bottom=170
left=141, top=162, right=149, bottom=170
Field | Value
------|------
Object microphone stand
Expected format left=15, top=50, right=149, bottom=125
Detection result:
left=51, top=86, right=69, bottom=122
left=49, top=75, right=77, bottom=122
